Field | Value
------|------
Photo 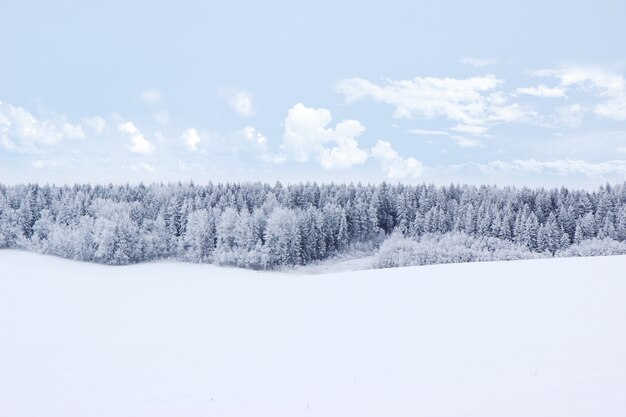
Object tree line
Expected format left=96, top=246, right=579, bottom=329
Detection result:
left=1, top=181, right=626, bottom=268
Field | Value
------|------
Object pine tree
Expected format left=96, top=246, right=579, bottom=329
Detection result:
left=573, top=223, right=584, bottom=244
left=559, top=232, right=571, bottom=250
left=181, top=209, right=215, bottom=262
left=337, top=209, right=349, bottom=251
left=264, top=208, right=301, bottom=267
left=522, top=213, right=539, bottom=250
left=3, top=181, right=626, bottom=269
left=536, top=224, right=549, bottom=253
left=410, top=212, right=425, bottom=238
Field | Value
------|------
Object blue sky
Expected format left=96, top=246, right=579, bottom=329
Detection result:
left=1, top=0, right=626, bottom=187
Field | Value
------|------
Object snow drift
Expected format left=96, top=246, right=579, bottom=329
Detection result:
left=1, top=250, right=626, bottom=416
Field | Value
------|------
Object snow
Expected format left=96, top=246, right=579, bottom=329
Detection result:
left=1, top=250, right=626, bottom=417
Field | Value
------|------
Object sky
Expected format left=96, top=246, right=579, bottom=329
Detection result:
left=1, top=0, right=626, bottom=187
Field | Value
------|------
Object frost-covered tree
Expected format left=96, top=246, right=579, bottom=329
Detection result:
left=181, top=209, right=215, bottom=262
left=2, top=181, right=626, bottom=268
left=264, top=207, right=301, bottom=267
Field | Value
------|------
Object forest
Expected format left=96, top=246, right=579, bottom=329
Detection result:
left=2, top=181, right=626, bottom=269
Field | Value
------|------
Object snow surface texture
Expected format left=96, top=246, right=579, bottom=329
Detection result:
left=1, top=250, right=626, bottom=417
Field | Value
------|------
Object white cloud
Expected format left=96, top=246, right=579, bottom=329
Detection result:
left=485, top=158, right=626, bottom=178
left=240, top=126, right=268, bottom=146
left=371, top=140, right=423, bottom=179
left=283, top=103, right=334, bottom=162
left=555, top=104, right=585, bottom=127
left=140, top=89, right=165, bottom=105
left=181, top=128, right=202, bottom=151
left=533, top=67, right=626, bottom=120
left=450, top=124, right=490, bottom=136
left=179, top=161, right=204, bottom=172
left=0, top=100, right=84, bottom=152
left=336, top=75, right=530, bottom=135
left=0, top=136, right=15, bottom=150
left=139, top=162, right=154, bottom=172
left=261, top=152, right=287, bottom=164
left=130, top=162, right=155, bottom=173
left=229, top=91, right=255, bottom=117
left=62, top=122, right=84, bottom=139
left=596, top=96, right=626, bottom=120
left=516, top=85, right=566, bottom=98
left=449, top=135, right=484, bottom=148
left=460, top=57, right=499, bottom=67
left=281, top=103, right=368, bottom=170
left=32, top=159, right=64, bottom=170
left=407, top=126, right=484, bottom=147
left=118, top=121, right=139, bottom=135
left=318, top=120, right=369, bottom=170
left=118, top=121, right=153, bottom=154
left=533, top=67, right=624, bottom=92
left=237, top=126, right=286, bottom=164
left=83, top=116, right=106, bottom=135
left=407, top=129, right=449, bottom=136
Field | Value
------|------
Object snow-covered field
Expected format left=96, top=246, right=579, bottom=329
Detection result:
left=1, top=250, right=626, bottom=417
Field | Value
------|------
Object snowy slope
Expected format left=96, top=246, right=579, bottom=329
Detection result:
left=1, top=250, right=626, bottom=417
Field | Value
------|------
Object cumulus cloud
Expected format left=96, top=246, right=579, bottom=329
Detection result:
left=229, top=91, right=255, bottom=117
left=336, top=75, right=530, bottom=135
left=281, top=103, right=367, bottom=170
left=181, top=128, right=202, bottom=151
left=318, top=120, right=369, bottom=170
left=240, top=126, right=268, bottom=146
left=283, top=103, right=334, bottom=162
left=516, top=85, right=566, bottom=98
left=118, top=121, right=152, bottom=154
left=371, top=140, right=424, bottom=180
left=0, top=100, right=84, bottom=152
